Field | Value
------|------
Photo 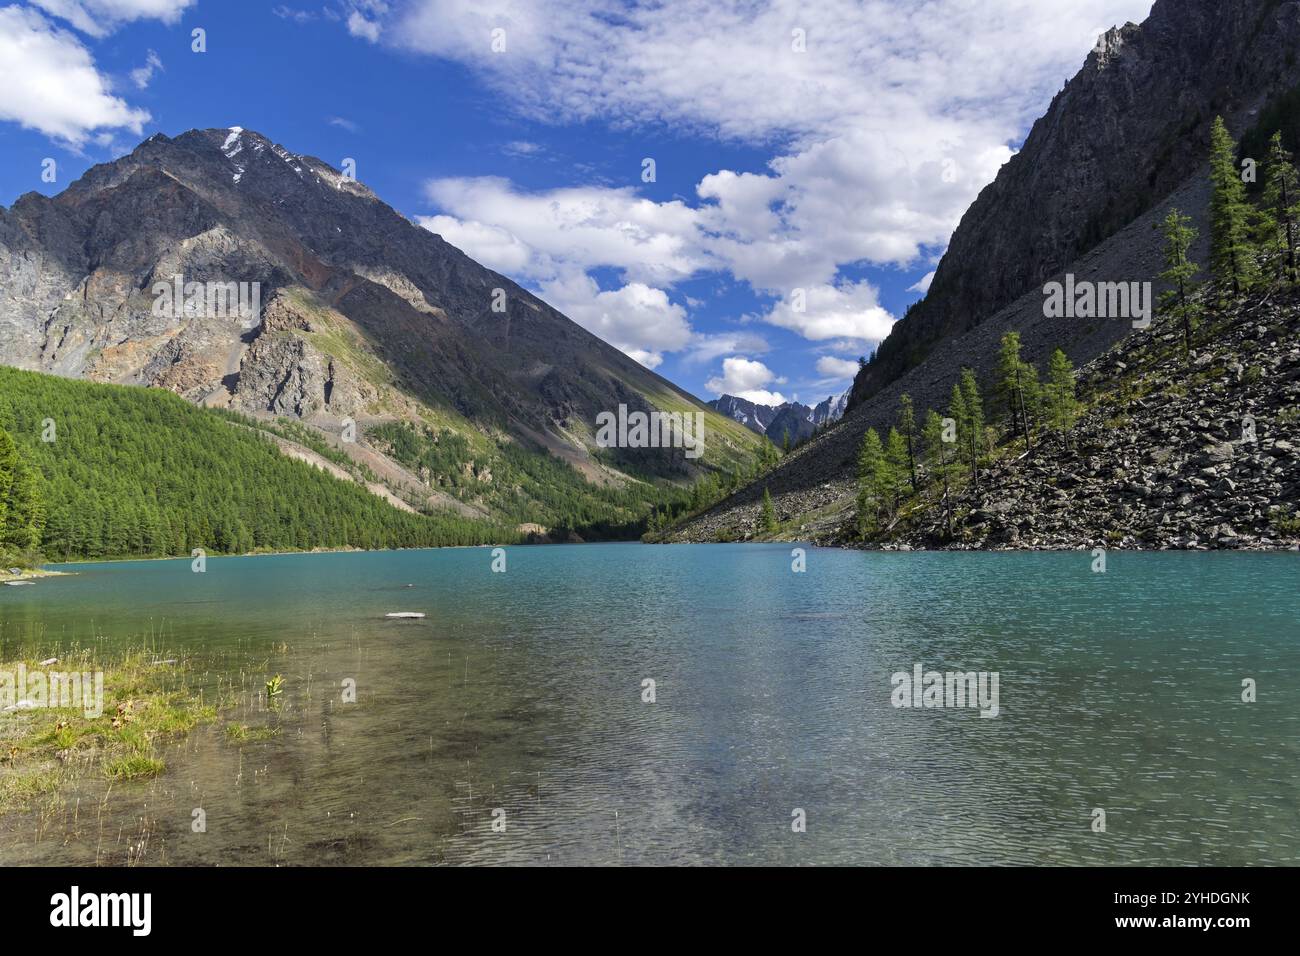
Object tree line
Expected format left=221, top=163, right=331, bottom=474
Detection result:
left=0, top=366, right=520, bottom=562
left=855, top=337, right=1080, bottom=539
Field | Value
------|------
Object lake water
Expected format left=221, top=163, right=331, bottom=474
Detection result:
left=1, top=544, right=1297, bottom=866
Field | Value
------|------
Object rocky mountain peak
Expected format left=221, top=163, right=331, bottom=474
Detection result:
left=849, top=0, right=1300, bottom=412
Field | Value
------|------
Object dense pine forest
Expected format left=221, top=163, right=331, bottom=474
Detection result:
left=0, top=366, right=520, bottom=562
left=0, top=420, right=45, bottom=566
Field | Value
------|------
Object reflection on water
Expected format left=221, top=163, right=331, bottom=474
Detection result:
left=1, top=545, right=1297, bottom=865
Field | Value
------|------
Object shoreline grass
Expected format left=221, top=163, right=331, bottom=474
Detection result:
left=0, top=646, right=223, bottom=815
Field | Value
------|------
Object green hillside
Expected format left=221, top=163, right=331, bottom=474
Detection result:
left=0, top=366, right=519, bottom=561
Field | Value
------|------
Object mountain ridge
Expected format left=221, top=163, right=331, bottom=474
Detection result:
left=664, top=0, right=1300, bottom=545
left=707, top=390, right=847, bottom=444
left=849, top=0, right=1300, bottom=412
left=0, top=126, right=768, bottom=531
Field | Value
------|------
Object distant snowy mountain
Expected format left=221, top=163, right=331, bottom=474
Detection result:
left=708, top=390, right=848, bottom=446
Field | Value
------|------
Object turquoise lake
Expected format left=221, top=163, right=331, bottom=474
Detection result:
left=1, top=544, right=1297, bottom=865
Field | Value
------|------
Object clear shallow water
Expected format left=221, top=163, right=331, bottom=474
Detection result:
left=0, top=544, right=1296, bottom=866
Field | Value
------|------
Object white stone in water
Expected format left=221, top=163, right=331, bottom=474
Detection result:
left=385, top=612, right=425, bottom=619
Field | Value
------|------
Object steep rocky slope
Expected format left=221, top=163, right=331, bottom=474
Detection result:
left=666, top=287, right=1300, bottom=550
left=669, top=0, right=1300, bottom=544
left=667, top=172, right=1211, bottom=542
left=850, top=0, right=1300, bottom=410
left=0, top=128, right=765, bottom=525
left=864, top=293, right=1300, bottom=550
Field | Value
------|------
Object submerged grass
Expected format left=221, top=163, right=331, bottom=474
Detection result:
left=0, top=646, right=224, bottom=815
left=224, top=722, right=280, bottom=743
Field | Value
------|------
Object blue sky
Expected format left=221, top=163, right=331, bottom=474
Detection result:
left=0, top=0, right=1154, bottom=406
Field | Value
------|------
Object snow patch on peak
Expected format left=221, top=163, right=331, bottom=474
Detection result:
left=222, top=128, right=244, bottom=158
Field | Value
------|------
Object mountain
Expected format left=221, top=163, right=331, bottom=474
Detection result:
left=666, top=0, right=1300, bottom=544
left=849, top=0, right=1300, bottom=411
left=0, top=127, right=766, bottom=534
left=708, top=390, right=847, bottom=445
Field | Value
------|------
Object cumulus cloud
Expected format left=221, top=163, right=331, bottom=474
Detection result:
left=379, top=0, right=1149, bottom=275
left=418, top=213, right=535, bottom=274
left=382, top=1, right=1148, bottom=140
left=29, top=0, right=193, bottom=38
left=762, top=281, right=895, bottom=343
left=706, top=357, right=787, bottom=405
left=537, top=272, right=693, bottom=369
left=390, top=0, right=1152, bottom=369
left=423, top=177, right=706, bottom=286
left=0, top=6, right=150, bottom=144
left=815, top=356, right=861, bottom=380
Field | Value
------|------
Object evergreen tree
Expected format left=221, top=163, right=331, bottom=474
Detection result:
left=884, top=427, right=909, bottom=512
left=996, top=332, right=1036, bottom=451
left=959, top=368, right=984, bottom=482
left=1157, top=207, right=1201, bottom=358
left=761, top=486, right=778, bottom=533
left=1261, top=130, right=1299, bottom=285
left=1044, top=349, right=1080, bottom=434
left=856, top=428, right=887, bottom=535
left=897, top=392, right=918, bottom=491
left=949, top=380, right=969, bottom=461
left=1209, top=116, right=1258, bottom=297
left=921, top=410, right=953, bottom=539
left=0, top=427, right=15, bottom=539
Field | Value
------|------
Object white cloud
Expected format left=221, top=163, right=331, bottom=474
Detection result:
left=30, top=0, right=193, bottom=38
left=376, top=0, right=1149, bottom=277
left=419, top=178, right=708, bottom=364
left=130, top=48, right=162, bottom=89
left=423, top=177, right=707, bottom=286
left=503, top=140, right=541, bottom=157
left=418, top=213, right=534, bottom=274
left=384, top=1, right=1149, bottom=141
left=387, top=0, right=1154, bottom=371
left=706, top=356, right=787, bottom=405
left=0, top=6, right=150, bottom=144
left=763, top=281, right=895, bottom=343
left=328, top=116, right=360, bottom=132
left=815, top=356, right=860, bottom=380
left=909, top=271, right=936, bottom=294
left=347, top=10, right=382, bottom=42
left=537, top=272, right=692, bottom=369
left=273, top=5, right=317, bottom=23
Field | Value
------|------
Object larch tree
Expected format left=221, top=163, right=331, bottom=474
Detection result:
left=1209, top=116, right=1258, bottom=297
left=1157, top=207, right=1201, bottom=359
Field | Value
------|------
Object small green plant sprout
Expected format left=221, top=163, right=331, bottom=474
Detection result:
left=266, top=674, right=284, bottom=698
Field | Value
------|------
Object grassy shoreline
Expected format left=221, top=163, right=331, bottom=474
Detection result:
left=0, top=646, right=226, bottom=816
